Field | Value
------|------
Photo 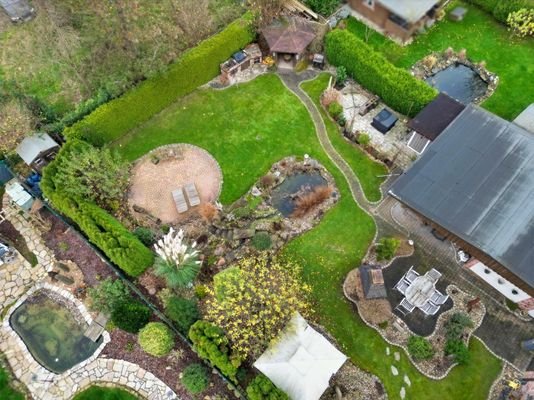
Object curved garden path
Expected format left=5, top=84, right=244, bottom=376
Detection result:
left=278, top=70, right=375, bottom=215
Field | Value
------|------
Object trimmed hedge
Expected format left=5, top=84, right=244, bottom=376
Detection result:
left=463, top=0, right=534, bottom=23
left=41, top=141, right=154, bottom=277
left=246, top=375, right=289, bottom=400
left=64, top=14, right=255, bottom=145
left=325, top=29, right=437, bottom=117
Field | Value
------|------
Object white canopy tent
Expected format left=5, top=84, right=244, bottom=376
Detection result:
left=254, top=313, right=347, bottom=400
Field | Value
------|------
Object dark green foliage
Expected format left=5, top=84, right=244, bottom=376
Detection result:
left=408, top=335, right=435, bottom=360
left=41, top=141, right=154, bottom=277
left=133, top=227, right=155, bottom=247
left=328, top=102, right=343, bottom=119
left=165, top=296, right=200, bottom=334
left=88, top=279, right=130, bottom=314
left=111, top=300, right=151, bottom=333
left=463, top=0, right=533, bottom=23
left=188, top=320, right=242, bottom=382
left=445, top=339, right=470, bottom=365
left=375, top=237, right=400, bottom=261
left=246, top=375, right=289, bottom=400
left=73, top=385, right=138, bottom=400
left=336, top=65, right=348, bottom=86
left=181, top=363, right=209, bottom=394
left=0, top=365, right=24, bottom=400
left=325, top=29, right=437, bottom=117
left=252, top=232, right=272, bottom=250
left=63, top=14, right=255, bottom=145
left=304, top=0, right=341, bottom=16
left=445, top=312, right=473, bottom=340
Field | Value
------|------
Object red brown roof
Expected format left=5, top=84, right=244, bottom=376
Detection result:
left=262, top=17, right=316, bottom=55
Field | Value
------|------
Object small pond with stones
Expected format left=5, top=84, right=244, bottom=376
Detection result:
left=10, top=290, right=102, bottom=374
left=271, top=172, right=328, bottom=217
left=425, top=63, right=488, bottom=105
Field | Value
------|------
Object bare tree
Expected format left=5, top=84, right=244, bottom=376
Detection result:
left=248, top=0, right=286, bottom=27
left=170, top=0, right=214, bottom=48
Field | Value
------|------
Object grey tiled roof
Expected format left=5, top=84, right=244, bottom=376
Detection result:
left=390, top=105, right=534, bottom=289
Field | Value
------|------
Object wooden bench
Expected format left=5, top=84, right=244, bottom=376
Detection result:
left=84, top=312, right=109, bottom=342
left=184, top=183, right=200, bottom=207
left=172, top=188, right=188, bottom=213
left=359, top=97, right=379, bottom=116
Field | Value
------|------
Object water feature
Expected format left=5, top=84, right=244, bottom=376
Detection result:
left=10, top=290, right=102, bottom=374
left=425, top=63, right=488, bottom=105
left=271, top=172, right=328, bottom=217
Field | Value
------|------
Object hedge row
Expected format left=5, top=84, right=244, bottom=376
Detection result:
left=325, top=29, right=437, bottom=117
left=41, top=141, right=154, bottom=277
left=462, top=0, right=534, bottom=23
left=64, top=14, right=255, bottom=146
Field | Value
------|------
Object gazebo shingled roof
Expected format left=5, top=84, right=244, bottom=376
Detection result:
left=262, top=17, right=316, bottom=55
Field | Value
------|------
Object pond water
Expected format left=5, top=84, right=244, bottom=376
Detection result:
left=10, top=291, right=102, bottom=374
left=271, top=172, right=327, bottom=217
left=425, top=63, right=488, bottom=105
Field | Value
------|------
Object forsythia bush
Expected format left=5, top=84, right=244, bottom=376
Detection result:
left=189, top=320, right=242, bottom=382
left=507, top=8, right=534, bottom=37
left=41, top=142, right=154, bottom=277
left=63, top=14, right=255, bottom=145
left=463, top=0, right=533, bottom=24
left=325, top=29, right=437, bottom=117
left=205, top=255, right=311, bottom=360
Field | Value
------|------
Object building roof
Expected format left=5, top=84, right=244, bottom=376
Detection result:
left=0, top=0, right=33, bottom=20
left=408, top=93, right=466, bottom=141
left=16, top=133, right=59, bottom=165
left=513, top=103, right=534, bottom=134
left=390, top=105, right=534, bottom=290
left=254, top=313, right=347, bottom=400
left=379, top=0, right=439, bottom=23
left=360, top=265, right=387, bottom=299
left=262, top=17, right=316, bottom=55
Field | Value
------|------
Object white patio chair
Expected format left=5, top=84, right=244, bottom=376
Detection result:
left=404, top=266, right=420, bottom=284
left=421, top=302, right=440, bottom=316
left=430, top=290, right=449, bottom=305
left=395, top=279, right=410, bottom=295
left=399, top=298, right=415, bottom=313
left=427, top=268, right=442, bottom=283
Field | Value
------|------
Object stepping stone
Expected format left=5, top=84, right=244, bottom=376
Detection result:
left=400, top=386, right=406, bottom=399
left=404, top=374, right=411, bottom=387
left=386, top=347, right=390, bottom=356
left=391, top=365, right=399, bottom=376
left=394, top=351, right=400, bottom=361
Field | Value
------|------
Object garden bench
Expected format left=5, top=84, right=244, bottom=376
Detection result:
left=84, top=312, right=108, bottom=342
left=184, top=183, right=200, bottom=207
left=172, top=188, right=188, bottom=213
left=358, top=97, right=379, bottom=116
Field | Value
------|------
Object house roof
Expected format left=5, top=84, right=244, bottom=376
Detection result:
left=390, top=105, right=534, bottom=290
left=262, top=17, right=316, bottom=55
left=379, top=0, right=439, bottom=23
left=16, top=133, right=59, bottom=165
left=408, top=93, right=466, bottom=141
left=513, top=103, right=534, bottom=134
left=254, top=313, right=347, bottom=400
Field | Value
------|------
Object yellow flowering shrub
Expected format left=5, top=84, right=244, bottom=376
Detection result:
left=205, top=255, right=311, bottom=360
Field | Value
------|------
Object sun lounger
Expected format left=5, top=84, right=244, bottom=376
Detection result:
left=184, top=183, right=200, bottom=207
left=395, top=279, right=410, bottom=295
left=172, top=188, right=188, bottom=213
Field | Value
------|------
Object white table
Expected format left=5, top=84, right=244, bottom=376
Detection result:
left=405, top=275, right=435, bottom=308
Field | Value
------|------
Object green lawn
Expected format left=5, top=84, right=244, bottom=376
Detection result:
left=112, top=73, right=501, bottom=399
left=346, top=0, right=534, bottom=120
left=300, top=74, right=387, bottom=202
left=72, top=386, right=138, bottom=400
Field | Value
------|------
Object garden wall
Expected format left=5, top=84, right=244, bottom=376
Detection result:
left=41, top=141, right=154, bottom=277
left=325, top=29, right=437, bottom=117
left=64, top=14, right=255, bottom=146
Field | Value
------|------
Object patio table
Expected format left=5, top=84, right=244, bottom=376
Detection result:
left=405, top=275, right=435, bottom=308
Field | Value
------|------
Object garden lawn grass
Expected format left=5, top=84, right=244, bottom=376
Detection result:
left=300, top=74, right=387, bottom=202
left=72, top=385, right=138, bottom=400
left=346, top=0, right=534, bottom=120
left=113, top=73, right=501, bottom=399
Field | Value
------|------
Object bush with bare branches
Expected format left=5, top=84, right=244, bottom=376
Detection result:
left=260, top=174, right=275, bottom=188
left=422, top=55, right=438, bottom=69
left=321, top=87, right=342, bottom=108
left=292, top=185, right=332, bottom=218
left=198, top=203, right=218, bottom=222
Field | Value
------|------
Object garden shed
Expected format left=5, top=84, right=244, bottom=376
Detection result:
left=254, top=312, right=347, bottom=400
left=360, top=265, right=387, bottom=299
left=261, top=17, right=316, bottom=66
left=16, top=133, right=60, bottom=172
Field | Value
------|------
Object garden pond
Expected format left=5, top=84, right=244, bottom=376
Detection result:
left=271, top=172, right=328, bottom=217
left=10, top=290, right=102, bottom=374
left=425, top=63, right=488, bottom=104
